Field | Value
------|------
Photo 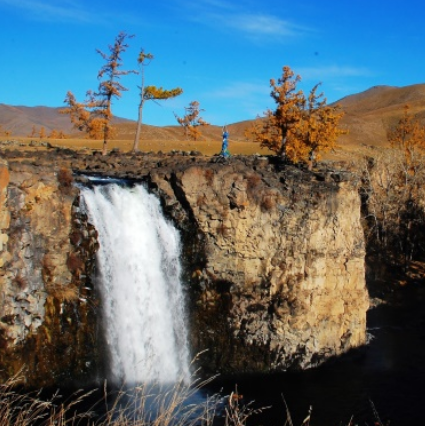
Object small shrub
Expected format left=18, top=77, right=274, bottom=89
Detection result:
left=196, top=194, right=208, bottom=207
left=204, top=168, right=215, bottom=185
left=69, top=230, right=81, bottom=246
left=47, top=283, right=79, bottom=302
left=225, top=385, right=271, bottom=426
left=12, top=274, right=27, bottom=290
left=66, top=251, right=84, bottom=274
left=246, top=173, right=262, bottom=189
left=261, top=195, right=276, bottom=211
left=57, top=167, right=74, bottom=192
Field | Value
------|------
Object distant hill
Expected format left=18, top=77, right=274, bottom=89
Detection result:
left=2, top=83, right=425, bottom=147
left=0, top=104, right=133, bottom=137
left=335, top=84, right=425, bottom=148
left=0, top=104, right=73, bottom=136
left=0, top=103, right=250, bottom=142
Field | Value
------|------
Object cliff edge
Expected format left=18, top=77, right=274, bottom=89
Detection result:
left=0, top=146, right=369, bottom=384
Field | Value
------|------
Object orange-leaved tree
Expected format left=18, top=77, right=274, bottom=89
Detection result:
left=174, top=100, right=209, bottom=141
left=62, top=91, right=105, bottom=139
left=62, top=31, right=136, bottom=155
left=0, top=125, right=12, bottom=137
left=249, top=66, right=304, bottom=160
left=29, top=125, right=37, bottom=138
left=387, top=104, right=425, bottom=176
left=361, top=105, right=425, bottom=270
left=38, top=127, right=46, bottom=139
left=250, top=65, right=346, bottom=164
left=299, top=83, right=346, bottom=167
left=132, top=49, right=183, bottom=153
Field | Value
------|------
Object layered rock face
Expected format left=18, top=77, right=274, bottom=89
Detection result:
left=0, top=155, right=98, bottom=386
left=149, top=158, right=368, bottom=372
left=0, top=147, right=369, bottom=384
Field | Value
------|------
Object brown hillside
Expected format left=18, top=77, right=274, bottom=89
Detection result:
left=113, top=121, right=253, bottom=143
left=335, top=84, right=425, bottom=114
left=0, top=104, right=132, bottom=137
left=334, top=83, right=425, bottom=150
left=0, top=104, right=75, bottom=136
left=2, top=83, right=425, bottom=150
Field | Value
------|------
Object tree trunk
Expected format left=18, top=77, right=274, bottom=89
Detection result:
left=132, top=99, right=144, bottom=153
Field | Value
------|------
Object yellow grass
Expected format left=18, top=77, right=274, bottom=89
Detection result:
left=0, top=136, right=271, bottom=156
left=0, top=135, right=379, bottom=162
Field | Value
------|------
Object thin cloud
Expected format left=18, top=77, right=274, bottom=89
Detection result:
left=195, top=0, right=234, bottom=10
left=229, top=14, right=308, bottom=38
left=0, top=0, right=96, bottom=23
left=208, top=81, right=269, bottom=99
left=179, top=0, right=311, bottom=41
left=205, top=81, right=271, bottom=119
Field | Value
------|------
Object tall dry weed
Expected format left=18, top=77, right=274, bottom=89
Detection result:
left=0, top=369, right=384, bottom=425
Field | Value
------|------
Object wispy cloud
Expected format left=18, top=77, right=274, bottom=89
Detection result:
left=0, top=0, right=97, bottom=23
left=204, top=80, right=271, bottom=119
left=179, top=0, right=311, bottom=42
left=228, top=14, right=307, bottom=39
left=208, top=81, right=269, bottom=99
left=193, top=0, right=234, bottom=10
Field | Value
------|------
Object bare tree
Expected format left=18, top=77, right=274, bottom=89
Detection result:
left=132, top=49, right=183, bottom=153
left=174, top=100, right=209, bottom=141
left=62, top=31, right=136, bottom=155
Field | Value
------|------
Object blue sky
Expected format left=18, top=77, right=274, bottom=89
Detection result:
left=1, top=0, right=424, bottom=126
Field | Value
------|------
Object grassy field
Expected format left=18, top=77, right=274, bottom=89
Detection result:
left=0, top=135, right=384, bottom=164
left=1, top=136, right=272, bottom=156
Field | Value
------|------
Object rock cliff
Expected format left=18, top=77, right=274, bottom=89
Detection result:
left=148, top=157, right=368, bottom=372
left=0, top=146, right=369, bottom=385
left=0, top=153, right=98, bottom=386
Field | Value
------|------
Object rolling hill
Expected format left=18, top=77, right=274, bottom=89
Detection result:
left=0, top=104, right=133, bottom=138
left=2, top=83, right=425, bottom=148
left=335, top=84, right=425, bottom=149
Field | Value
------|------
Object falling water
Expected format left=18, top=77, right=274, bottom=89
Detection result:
left=80, top=182, right=191, bottom=386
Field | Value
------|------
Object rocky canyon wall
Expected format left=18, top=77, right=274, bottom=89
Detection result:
left=0, top=147, right=369, bottom=385
left=0, top=154, right=98, bottom=386
left=148, top=157, right=368, bottom=373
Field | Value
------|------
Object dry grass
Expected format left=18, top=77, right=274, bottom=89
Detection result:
left=260, top=194, right=276, bottom=212
left=3, top=84, right=425, bottom=160
left=66, top=252, right=85, bottom=275
left=0, top=373, right=96, bottom=425
left=46, top=283, right=80, bottom=303
left=97, top=379, right=220, bottom=426
left=0, top=372, right=387, bottom=426
left=246, top=173, right=262, bottom=190
left=0, top=371, right=221, bottom=426
left=204, top=169, right=215, bottom=185
left=57, top=167, right=74, bottom=188
left=0, top=132, right=390, bottom=163
left=0, top=136, right=270, bottom=157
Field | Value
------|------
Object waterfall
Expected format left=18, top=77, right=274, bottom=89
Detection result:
left=80, top=182, right=190, bottom=386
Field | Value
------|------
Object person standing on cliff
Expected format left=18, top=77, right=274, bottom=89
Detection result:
left=220, top=126, right=231, bottom=158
